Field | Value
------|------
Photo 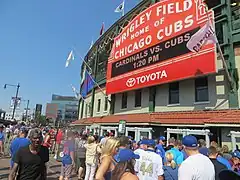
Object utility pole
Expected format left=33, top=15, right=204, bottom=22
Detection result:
left=12, top=83, right=20, bottom=120
left=25, top=100, right=30, bottom=121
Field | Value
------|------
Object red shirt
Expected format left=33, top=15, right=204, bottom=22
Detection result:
left=56, top=131, right=63, bottom=144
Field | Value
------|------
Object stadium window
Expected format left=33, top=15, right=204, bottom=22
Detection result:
left=169, top=82, right=179, bottom=104
left=97, top=99, right=101, bottom=112
left=121, top=92, right=128, bottom=109
left=135, top=89, right=142, bottom=107
left=104, top=97, right=108, bottom=112
left=195, top=77, right=209, bottom=102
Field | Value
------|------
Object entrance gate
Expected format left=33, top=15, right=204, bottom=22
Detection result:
left=126, top=127, right=152, bottom=142
left=85, top=125, right=152, bottom=141
left=166, top=128, right=211, bottom=147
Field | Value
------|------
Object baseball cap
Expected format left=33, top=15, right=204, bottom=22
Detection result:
left=182, top=135, right=198, bottom=148
left=132, top=140, right=136, bottom=143
left=140, top=139, right=148, bottom=145
left=159, top=136, right=166, bottom=141
left=147, top=139, right=156, bottom=146
left=232, top=150, right=240, bottom=159
left=20, top=126, right=27, bottom=133
left=116, top=149, right=140, bottom=163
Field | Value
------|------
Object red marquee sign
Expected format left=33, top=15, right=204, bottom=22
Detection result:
left=106, top=0, right=217, bottom=94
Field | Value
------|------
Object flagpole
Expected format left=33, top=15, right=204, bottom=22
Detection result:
left=72, top=47, right=93, bottom=73
left=122, top=0, right=125, bottom=16
left=70, top=84, right=91, bottom=107
left=204, top=7, right=233, bottom=85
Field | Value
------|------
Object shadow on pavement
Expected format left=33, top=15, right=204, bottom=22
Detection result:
left=0, top=173, right=9, bottom=179
left=49, top=164, right=61, bottom=168
left=0, top=167, right=10, bottom=171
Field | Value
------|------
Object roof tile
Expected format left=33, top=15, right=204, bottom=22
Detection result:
left=72, top=109, right=240, bottom=125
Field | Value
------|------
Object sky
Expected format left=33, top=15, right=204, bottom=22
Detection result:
left=0, top=0, right=141, bottom=113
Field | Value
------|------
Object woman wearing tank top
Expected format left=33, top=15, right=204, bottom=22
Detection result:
left=95, top=137, right=120, bottom=180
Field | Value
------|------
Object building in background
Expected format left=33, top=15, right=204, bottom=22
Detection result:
left=46, top=94, right=78, bottom=123
left=5, top=110, right=22, bottom=121
left=0, top=109, right=6, bottom=120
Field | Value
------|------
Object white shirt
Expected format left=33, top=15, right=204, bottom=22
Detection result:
left=179, top=153, right=215, bottom=180
left=5, top=128, right=10, bottom=133
left=134, top=148, right=146, bottom=173
left=135, top=149, right=164, bottom=180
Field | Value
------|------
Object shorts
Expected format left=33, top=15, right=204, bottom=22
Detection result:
left=76, top=158, right=86, bottom=169
left=61, top=164, right=73, bottom=178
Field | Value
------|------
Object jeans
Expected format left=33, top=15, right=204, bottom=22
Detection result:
left=84, top=163, right=97, bottom=180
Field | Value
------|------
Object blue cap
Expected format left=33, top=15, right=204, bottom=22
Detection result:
left=159, top=136, right=166, bottom=141
left=132, top=140, right=136, bottom=143
left=182, top=135, right=198, bottom=148
left=116, top=149, right=140, bottom=163
left=140, top=139, right=148, bottom=145
left=20, top=126, right=27, bottom=132
left=147, top=139, right=156, bottom=146
left=232, top=150, right=240, bottom=159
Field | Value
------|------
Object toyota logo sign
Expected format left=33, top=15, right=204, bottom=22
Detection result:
left=126, top=78, right=136, bottom=87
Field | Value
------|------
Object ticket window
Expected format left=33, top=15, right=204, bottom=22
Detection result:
left=102, top=129, right=108, bottom=136
left=127, top=131, right=136, bottom=140
left=139, top=131, right=150, bottom=140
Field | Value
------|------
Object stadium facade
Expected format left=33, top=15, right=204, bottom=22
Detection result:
left=73, top=0, right=240, bottom=147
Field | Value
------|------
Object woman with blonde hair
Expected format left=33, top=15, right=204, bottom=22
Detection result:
left=95, top=137, right=120, bottom=180
left=163, top=152, right=178, bottom=180
left=84, top=136, right=101, bottom=180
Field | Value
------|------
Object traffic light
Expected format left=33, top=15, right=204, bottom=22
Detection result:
left=204, top=0, right=220, bottom=9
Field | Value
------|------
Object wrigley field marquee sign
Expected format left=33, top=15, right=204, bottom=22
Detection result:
left=106, top=0, right=217, bottom=94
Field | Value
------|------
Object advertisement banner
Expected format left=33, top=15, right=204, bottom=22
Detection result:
left=106, top=0, right=217, bottom=94
left=10, top=97, right=21, bottom=109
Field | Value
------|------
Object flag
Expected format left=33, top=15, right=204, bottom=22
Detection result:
left=80, top=70, right=95, bottom=98
left=100, top=23, right=104, bottom=36
left=65, top=50, right=74, bottom=67
left=115, top=1, right=125, bottom=13
left=89, top=40, right=94, bottom=50
left=71, top=84, right=82, bottom=100
left=186, top=21, right=217, bottom=53
left=80, top=65, right=86, bottom=85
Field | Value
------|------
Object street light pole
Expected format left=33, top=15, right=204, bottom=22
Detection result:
left=25, top=100, right=30, bottom=121
left=12, top=83, right=20, bottom=120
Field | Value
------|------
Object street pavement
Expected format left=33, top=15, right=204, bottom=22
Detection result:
left=0, top=156, right=78, bottom=180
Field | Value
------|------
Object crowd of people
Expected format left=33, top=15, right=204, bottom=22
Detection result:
left=1, top=123, right=240, bottom=179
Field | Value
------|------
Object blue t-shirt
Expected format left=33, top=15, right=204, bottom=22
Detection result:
left=156, top=144, right=166, bottom=164
left=0, top=132, right=4, bottom=141
left=163, top=166, right=178, bottom=180
left=156, top=144, right=165, bottom=158
left=199, top=147, right=209, bottom=156
left=217, top=156, right=232, bottom=170
left=10, top=137, right=31, bottom=167
left=62, top=140, right=75, bottom=165
left=166, top=148, right=184, bottom=165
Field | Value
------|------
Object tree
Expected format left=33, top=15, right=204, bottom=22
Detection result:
left=36, top=115, right=48, bottom=126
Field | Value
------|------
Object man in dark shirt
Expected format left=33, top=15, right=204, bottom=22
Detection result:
left=208, top=146, right=227, bottom=180
left=8, top=128, right=49, bottom=180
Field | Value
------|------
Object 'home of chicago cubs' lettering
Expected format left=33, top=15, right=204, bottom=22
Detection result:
left=106, top=0, right=217, bottom=95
